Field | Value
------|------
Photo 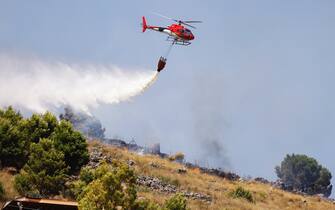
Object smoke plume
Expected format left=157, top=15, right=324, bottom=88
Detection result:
left=191, top=72, right=231, bottom=169
left=59, top=107, right=106, bottom=140
left=0, top=54, right=158, bottom=113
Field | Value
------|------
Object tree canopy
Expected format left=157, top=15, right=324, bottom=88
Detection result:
left=0, top=107, right=27, bottom=168
left=76, top=162, right=139, bottom=210
left=0, top=107, right=89, bottom=172
left=276, top=154, right=332, bottom=197
left=14, top=138, right=68, bottom=196
left=52, top=120, right=89, bottom=173
left=21, top=112, right=58, bottom=143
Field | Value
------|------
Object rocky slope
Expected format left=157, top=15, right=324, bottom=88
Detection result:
left=87, top=141, right=335, bottom=210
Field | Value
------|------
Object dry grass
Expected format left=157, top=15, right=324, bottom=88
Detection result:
left=92, top=140, right=335, bottom=210
left=0, top=141, right=333, bottom=210
left=0, top=170, right=19, bottom=207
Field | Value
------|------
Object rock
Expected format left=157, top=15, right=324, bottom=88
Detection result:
left=136, top=175, right=211, bottom=202
left=183, top=192, right=212, bottom=202
left=238, top=177, right=245, bottom=182
left=4, top=167, right=18, bottom=175
left=184, top=162, right=197, bottom=169
left=90, top=147, right=103, bottom=162
left=271, top=179, right=332, bottom=198
left=87, top=146, right=112, bottom=168
left=316, top=193, right=325, bottom=198
left=177, top=167, right=187, bottom=174
left=128, top=160, right=135, bottom=166
left=254, top=177, right=270, bottom=184
left=137, top=175, right=177, bottom=193
left=199, top=167, right=240, bottom=181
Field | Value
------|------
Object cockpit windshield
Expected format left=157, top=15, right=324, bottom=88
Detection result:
left=184, top=28, right=192, bottom=35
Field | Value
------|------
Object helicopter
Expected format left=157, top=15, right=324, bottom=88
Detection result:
left=142, top=13, right=201, bottom=46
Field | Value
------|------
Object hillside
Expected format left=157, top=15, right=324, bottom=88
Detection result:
left=1, top=140, right=334, bottom=210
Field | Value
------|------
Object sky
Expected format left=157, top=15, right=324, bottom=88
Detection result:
left=1, top=0, right=335, bottom=196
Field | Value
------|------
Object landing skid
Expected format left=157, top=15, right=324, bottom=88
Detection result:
left=166, top=36, right=191, bottom=46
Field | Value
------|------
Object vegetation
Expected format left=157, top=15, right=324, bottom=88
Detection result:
left=168, top=152, right=185, bottom=163
left=229, top=186, right=254, bottom=203
left=0, top=106, right=89, bottom=198
left=51, top=120, right=89, bottom=173
left=73, top=162, right=188, bottom=210
left=14, top=139, right=68, bottom=196
left=74, top=162, right=138, bottom=210
left=276, top=154, right=332, bottom=197
left=22, top=112, right=58, bottom=143
left=164, top=193, right=187, bottom=210
left=1, top=140, right=335, bottom=209
left=1, top=106, right=334, bottom=209
left=0, top=107, right=27, bottom=168
left=0, top=107, right=88, bottom=172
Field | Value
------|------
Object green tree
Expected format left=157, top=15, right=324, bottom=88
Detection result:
left=276, top=154, right=332, bottom=197
left=0, top=106, right=23, bottom=124
left=0, top=107, right=28, bottom=168
left=77, top=162, right=140, bottom=210
left=21, top=112, right=58, bottom=143
left=14, top=138, right=68, bottom=196
left=51, top=120, right=89, bottom=173
left=0, top=109, right=60, bottom=169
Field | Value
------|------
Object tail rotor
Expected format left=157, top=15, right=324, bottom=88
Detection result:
left=142, top=16, right=148, bottom=32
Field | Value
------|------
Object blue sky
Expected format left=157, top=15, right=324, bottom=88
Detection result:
left=1, top=0, right=335, bottom=196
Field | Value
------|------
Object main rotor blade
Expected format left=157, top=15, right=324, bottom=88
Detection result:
left=152, top=12, right=175, bottom=21
left=181, top=22, right=196, bottom=29
left=183, top=20, right=202, bottom=23
left=152, top=12, right=201, bottom=28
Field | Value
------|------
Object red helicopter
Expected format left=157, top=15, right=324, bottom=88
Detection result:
left=142, top=13, right=202, bottom=46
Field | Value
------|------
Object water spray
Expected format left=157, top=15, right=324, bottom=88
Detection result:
left=0, top=54, right=159, bottom=113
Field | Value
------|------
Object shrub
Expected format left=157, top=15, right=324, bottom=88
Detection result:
left=68, top=166, right=95, bottom=198
left=164, top=193, right=187, bottom=210
left=230, top=186, right=254, bottom=203
left=79, top=166, right=95, bottom=184
left=136, top=199, right=161, bottom=210
left=77, top=162, right=138, bottom=210
left=168, top=152, right=184, bottom=163
left=276, top=154, right=332, bottom=197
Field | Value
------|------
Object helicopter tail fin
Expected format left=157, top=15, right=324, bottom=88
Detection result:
left=142, top=16, right=147, bottom=32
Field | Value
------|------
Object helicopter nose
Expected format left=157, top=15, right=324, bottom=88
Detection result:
left=190, top=33, right=194, bottom=40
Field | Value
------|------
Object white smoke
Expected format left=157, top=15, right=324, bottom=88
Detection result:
left=0, top=54, right=158, bottom=113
